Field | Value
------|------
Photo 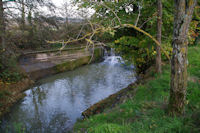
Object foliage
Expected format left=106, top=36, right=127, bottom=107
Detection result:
left=3, top=122, right=26, bottom=133
left=7, top=17, right=90, bottom=50
left=0, top=55, right=22, bottom=82
left=0, top=90, right=11, bottom=100
left=74, top=45, right=200, bottom=133
left=189, top=20, right=200, bottom=45
left=114, top=36, right=156, bottom=73
left=76, top=0, right=174, bottom=73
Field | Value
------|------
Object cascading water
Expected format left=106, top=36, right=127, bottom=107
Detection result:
left=0, top=50, right=136, bottom=133
left=103, top=48, right=126, bottom=66
left=103, top=56, right=124, bottom=65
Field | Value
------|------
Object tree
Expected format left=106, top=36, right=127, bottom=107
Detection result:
left=156, top=0, right=162, bottom=73
left=0, top=0, right=5, bottom=51
left=19, top=0, right=25, bottom=31
left=71, top=0, right=173, bottom=73
left=168, top=0, right=197, bottom=116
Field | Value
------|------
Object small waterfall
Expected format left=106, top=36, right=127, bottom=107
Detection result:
left=103, top=48, right=124, bottom=65
left=110, top=48, right=115, bottom=56
left=103, top=48, right=134, bottom=69
left=103, top=56, right=124, bottom=65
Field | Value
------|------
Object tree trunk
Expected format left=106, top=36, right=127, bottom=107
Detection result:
left=168, top=0, right=197, bottom=116
left=21, top=0, right=25, bottom=31
left=156, top=0, right=162, bottom=73
left=0, top=0, right=5, bottom=51
left=28, top=9, right=32, bottom=26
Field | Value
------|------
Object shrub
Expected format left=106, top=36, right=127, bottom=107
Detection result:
left=0, top=55, right=23, bottom=83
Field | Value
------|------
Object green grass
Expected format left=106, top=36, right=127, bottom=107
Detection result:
left=73, top=45, right=200, bottom=133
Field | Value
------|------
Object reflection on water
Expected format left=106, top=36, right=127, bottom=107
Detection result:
left=0, top=57, right=136, bottom=133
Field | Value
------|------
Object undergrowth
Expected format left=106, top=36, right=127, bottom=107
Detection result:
left=0, top=56, right=23, bottom=83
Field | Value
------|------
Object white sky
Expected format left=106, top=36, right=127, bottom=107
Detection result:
left=50, top=0, right=94, bottom=18
left=52, top=0, right=65, bottom=7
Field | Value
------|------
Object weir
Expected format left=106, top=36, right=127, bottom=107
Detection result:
left=19, top=47, right=104, bottom=80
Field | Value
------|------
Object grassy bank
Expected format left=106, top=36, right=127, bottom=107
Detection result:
left=73, top=45, right=200, bottom=133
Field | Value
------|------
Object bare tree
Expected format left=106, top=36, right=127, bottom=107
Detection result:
left=20, top=0, right=25, bottom=31
left=156, top=0, right=162, bottom=73
left=0, top=0, right=5, bottom=51
left=169, top=0, right=197, bottom=116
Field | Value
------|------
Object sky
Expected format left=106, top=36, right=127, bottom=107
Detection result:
left=52, top=0, right=65, bottom=7
left=50, top=0, right=94, bottom=18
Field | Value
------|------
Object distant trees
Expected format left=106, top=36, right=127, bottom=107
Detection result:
left=19, top=0, right=25, bottom=31
left=0, top=0, right=5, bottom=51
left=0, top=0, right=93, bottom=81
left=169, top=0, right=197, bottom=116
left=0, top=0, right=57, bottom=49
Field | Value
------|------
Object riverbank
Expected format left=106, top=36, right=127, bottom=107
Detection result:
left=0, top=47, right=104, bottom=118
left=0, top=78, right=34, bottom=118
left=73, top=45, right=200, bottom=132
left=0, top=51, right=136, bottom=132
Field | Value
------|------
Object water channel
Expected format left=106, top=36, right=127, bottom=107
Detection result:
left=0, top=55, right=136, bottom=133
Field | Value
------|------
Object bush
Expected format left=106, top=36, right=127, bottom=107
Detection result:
left=113, top=34, right=173, bottom=74
left=0, top=55, right=23, bottom=83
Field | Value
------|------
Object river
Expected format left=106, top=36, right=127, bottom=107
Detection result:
left=0, top=55, right=136, bottom=133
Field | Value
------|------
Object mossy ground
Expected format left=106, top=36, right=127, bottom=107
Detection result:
left=73, top=45, right=200, bottom=133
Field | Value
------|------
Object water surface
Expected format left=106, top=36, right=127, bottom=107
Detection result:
left=0, top=56, right=136, bottom=132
